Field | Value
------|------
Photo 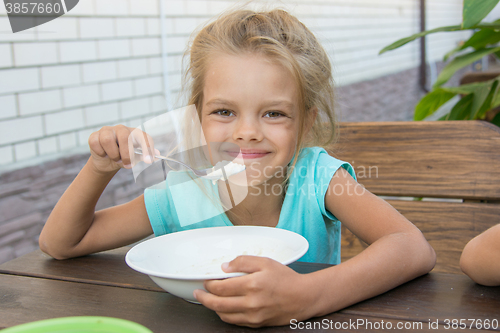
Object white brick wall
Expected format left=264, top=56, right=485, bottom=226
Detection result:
left=41, top=64, right=81, bottom=89
left=63, top=85, right=100, bottom=108
left=0, top=0, right=475, bottom=166
left=18, top=89, right=62, bottom=116
left=0, top=44, right=12, bottom=68
left=0, top=95, right=17, bottom=120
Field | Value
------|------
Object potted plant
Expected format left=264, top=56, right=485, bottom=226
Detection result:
left=380, top=0, right=500, bottom=126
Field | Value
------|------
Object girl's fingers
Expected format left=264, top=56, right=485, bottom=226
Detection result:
left=194, top=289, right=247, bottom=314
left=204, top=273, right=257, bottom=297
left=98, top=127, right=121, bottom=162
left=115, top=125, right=133, bottom=167
left=88, top=131, right=106, bottom=157
left=129, top=127, right=156, bottom=164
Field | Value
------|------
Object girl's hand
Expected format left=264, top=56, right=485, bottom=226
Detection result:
left=194, top=256, right=318, bottom=328
left=88, top=125, right=156, bottom=174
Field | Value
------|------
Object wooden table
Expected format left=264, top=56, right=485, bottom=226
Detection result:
left=0, top=248, right=499, bottom=332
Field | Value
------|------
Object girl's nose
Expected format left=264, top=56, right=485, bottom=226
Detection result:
left=232, top=116, right=263, bottom=142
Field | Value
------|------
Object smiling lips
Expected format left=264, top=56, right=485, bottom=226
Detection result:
left=226, top=149, right=270, bottom=159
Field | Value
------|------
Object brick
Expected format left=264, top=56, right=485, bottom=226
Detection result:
left=101, top=80, right=133, bottom=102
left=0, top=95, right=17, bottom=120
left=0, top=247, right=15, bottom=265
left=120, top=97, right=150, bottom=119
left=79, top=17, right=115, bottom=39
left=131, top=38, right=161, bottom=57
left=148, top=57, right=162, bottom=75
left=168, top=73, right=182, bottom=91
left=68, top=0, right=95, bottom=15
left=117, top=58, right=148, bottom=79
left=129, top=0, right=158, bottom=16
left=13, top=42, right=58, bottom=66
left=0, top=212, right=42, bottom=237
left=85, top=102, right=120, bottom=127
left=45, top=109, right=85, bottom=135
left=150, top=95, right=168, bottom=113
left=0, top=43, right=13, bottom=68
left=41, top=64, right=82, bottom=89
left=0, top=193, right=38, bottom=222
left=14, top=140, right=37, bottom=161
left=146, top=18, right=163, bottom=36
left=60, top=40, right=98, bottom=63
left=37, top=136, right=58, bottom=155
left=185, top=1, right=209, bottom=16
left=36, top=17, right=79, bottom=40
left=14, top=240, right=38, bottom=257
left=77, top=128, right=94, bottom=147
left=0, top=116, right=43, bottom=145
left=163, top=0, right=185, bottom=16
left=82, top=61, right=118, bottom=83
left=18, top=89, right=62, bottom=116
left=95, top=0, right=129, bottom=16
left=134, top=76, right=163, bottom=96
left=97, top=39, right=131, bottom=60
left=125, top=117, right=144, bottom=128
left=0, top=145, right=14, bottom=166
left=58, top=132, right=77, bottom=151
left=63, top=84, right=100, bottom=108
left=173, top=17, right=199, bottom=34
left=166, top=36, right=188, bottom=54
left=0, top=230, right=25, bottom=247
left=116, top=18, right=146, bottom=37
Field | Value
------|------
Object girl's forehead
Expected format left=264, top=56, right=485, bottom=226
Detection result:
left=203, top=53, right=299, bottom=99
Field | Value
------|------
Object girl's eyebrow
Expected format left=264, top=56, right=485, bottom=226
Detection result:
left=205, top=98, right=294, bottom=111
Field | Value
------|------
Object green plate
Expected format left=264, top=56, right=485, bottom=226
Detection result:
left=1, top=316, right=153, bottom=333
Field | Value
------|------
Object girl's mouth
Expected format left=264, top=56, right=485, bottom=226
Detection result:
left=225, top=149, right=270, bottom=159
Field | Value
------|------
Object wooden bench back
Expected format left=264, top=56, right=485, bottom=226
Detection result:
left=330, top=121, right=500, bottom=274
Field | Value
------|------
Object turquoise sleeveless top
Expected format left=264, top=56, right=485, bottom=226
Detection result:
left=144, top=147, right=356, bottom=264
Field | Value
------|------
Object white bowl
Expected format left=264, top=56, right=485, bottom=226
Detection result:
left=125, top=226, right=309, bottom=303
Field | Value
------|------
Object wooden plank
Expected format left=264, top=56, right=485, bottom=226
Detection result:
left=341, top=200, right=500, bottom=274
left=0, top=248, right=333, bottom=291
left=332, top=121, right=500, bottom=200
left=342, top=272, right=500, bottom=331
left=1, top=273, right=498, bottom=332
left=0, top=248, right=163, bottom=292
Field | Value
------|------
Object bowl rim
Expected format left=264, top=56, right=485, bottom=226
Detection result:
left=125, top=226, right=309, bottom=280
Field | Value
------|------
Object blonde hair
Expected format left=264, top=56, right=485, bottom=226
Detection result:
left=183, top=8, right=337, bottom=158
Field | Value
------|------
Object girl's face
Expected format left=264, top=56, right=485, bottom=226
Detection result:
left=200, top=53, right=301, bottom=186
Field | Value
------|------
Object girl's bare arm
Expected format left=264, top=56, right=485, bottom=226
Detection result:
left=304, top=168, right=436, bottom=317
left=460, top=224, right=500, bottom=286
left=39, top=125, right=154, bottom=259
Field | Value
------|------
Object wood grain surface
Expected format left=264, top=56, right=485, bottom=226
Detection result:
left=334, top=121, right=500, bottom=274
left=0, top=271, right=497, bottom=332
left=333, top=121, right=500, bottom=200
left=341, top=200, right=500, bottom=273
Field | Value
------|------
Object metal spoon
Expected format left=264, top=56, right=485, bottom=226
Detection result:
left=134, top=148, right=222, bottom=180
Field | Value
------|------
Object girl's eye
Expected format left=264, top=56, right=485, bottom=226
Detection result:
left=213, top=109, right=234, bottom=117
left=265, top=111, right=284, bottom=118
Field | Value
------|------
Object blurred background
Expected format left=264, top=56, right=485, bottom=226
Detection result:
left=0, top=0, right=498, bottom=264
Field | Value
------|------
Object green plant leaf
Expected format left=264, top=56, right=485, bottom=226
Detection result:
left=414, top=89, right=457, bottom=121
left=379, top=25, right=462, bottom=55
left=491, top=111, right=500, bottom=126
left=445, top=94, right=474, bottom=120
left=442, top=80, right=496, bottom=94
left=444, top=29, right=500, bottom=61
left=473, top=80, right=499, bottom=119
left=463, top=0, right=500, bottom=29
left=434, top=46, right=500, bottom=87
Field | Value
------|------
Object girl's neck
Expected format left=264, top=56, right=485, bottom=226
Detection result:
left=219, top=177, right=286, bottom=227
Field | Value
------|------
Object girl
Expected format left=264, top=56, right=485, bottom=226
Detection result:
left=39, top=8, right=436, bottom=327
